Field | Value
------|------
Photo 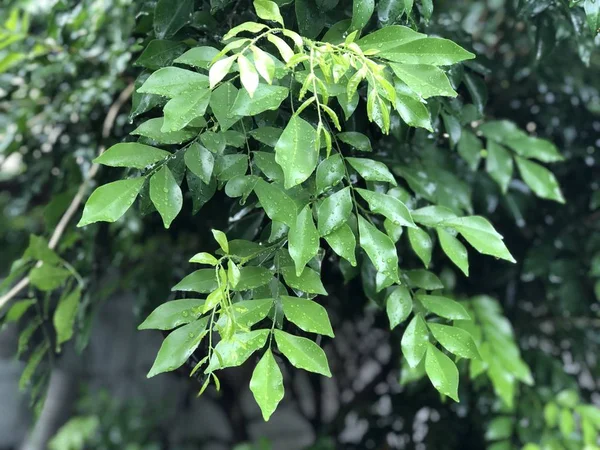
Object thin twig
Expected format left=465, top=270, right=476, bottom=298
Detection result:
left=0, top=82, right=135, bottom=311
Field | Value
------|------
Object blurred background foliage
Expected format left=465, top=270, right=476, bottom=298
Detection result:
left=0, top=0, right=599, bottom=449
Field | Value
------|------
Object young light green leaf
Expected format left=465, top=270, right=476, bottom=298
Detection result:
left=425, top=343, right=459, bottom=402
left=281, top=296, right=334, bottom=337
left=147, top=317, right=208, bottom=377
left=515, top=156, right=565, bottom=203
left=417, top=294, right=470, bottom=320
left=94, top=143, right=170, bottom=169
left=212, top=229, right=229, bottom=253
left=428, top=323, right=481, bottom=360
left=401, top=314, right=428, bottom=368
left=223, top=21, right=268, bottom=40
left=253, top=179, right=298, bottom=227
left=231, top=84, right=289, bottom=116
left=250, top=349, right=284, bottom=421
left=355, top=188, right=416, bottom=228
left=274, top=330, right=331, bottom=376
left=275, top=115, right=318, bottom=188
left=78, top=178, right=144, bottom=226
left=407, top=227, right=432, bottom=268
left=386, top=285, right=412, bottom=329
left=251, top=46, right=276, bottom=84
left=441, top=216, right=515, bottom=263
left=207, top=330, right=269, bottom=371
left=53, top=288, right=81, bottom=350
left=437, top=228, right=469, bottom=276
left=289, top=205, right=319, bottom=276
left=254, top=0, right=284, bottom=25
left=324, top=223, right=357, bottom=266
left=267, top=34, right=294, bottom=62
left=486, top=141, right=513, bottom=193
left=209, top=55, right=236, bottom=89
left=185, top=143, right=214, bottom=184
left=281, top=267, right=327, bottom=295
left=138, top=299, right=206, bottom=330
left=358, top=215, right=399, bottom=281
left=238, top=54, right=259, bottom=97
left=317, top=187, right=353, bottom=236
left=390, top=64, right=457, bottom=98
left=150, top=166, right=183, bottom=228
left=172, top=269, right=218, bottom=293
left=346, top=157, right=397, bottom=185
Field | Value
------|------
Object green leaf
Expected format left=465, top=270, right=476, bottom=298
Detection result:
left=24, top=235, right=61, bottom=265
left=289, top=205, right=320, bottom=276
left=138, top=299, right=206, bottom=330
left=201, top=131, right=227, bottom=154
left=346, top=157, right=397, bottom=185
left=174, top=46, right=219, bottom=69
left=515, top=156, right=565, bottom=203
left=585, top=0, right=600, bottom=34
left=441, top=216, right=515, bottom=263
left=386, top=285, right=412, bottom=329
left=411, top=205, right=457, bottom=227
left=4, top=299, right=36, bottom=324
left=78, top=178, right=144, bottom=226
left=147, top=317, right=209, bottom=377
left=187, top=173, right=216, bottom=214
left=250, top=127, right=283, bottom=147
left=417, top=294, right=470, bottom=320
left=324, top=223, right=357, bottom=266
left=235, top=266, right=273, bottom=290
left=218, top=299, right=273, bottom=329
left=441, top=111, right=461, bottom=148
left=209, top=55, right=236, bottom=88
left=53, top=288, right=81, bottom=350
left=207, top=330, right=269, bottom=371
left=154, top=0, right=193, bottom=39
left=486, top=141, right=513, bottom=193
left=131, top=118, right=196, bottom=144
left=337, top=131, right=372, bottom=152
left=162, top=89, right=211, bottom=132
left=274, top=330, right=331, bottom=376
left=238, top=54, right=259, bottom=97
left=394, top=89, right=432, bottom=131
left=425, top=343, right=459, bottom=401
left=94, top=143, right=170, bottom=169
left=428, top=323, right=480, bottom=360
left=185, top=143, right=214, bottom=184
left=357, top=25, right=424, bottom=53
left=405, top=269, right=444, bottom=290
left=350, top=0, right=374, bottom=31
left=138, top=67, right=208, bottom=98
left=253, top=152, right=284, bottom=182
left=210, top=82, right=241, bottom=131
left=250, top=349, right=284, bottom=421
left=281, top=296, right=334, bottom=337
left=19, top=341, right=48, bottom=391
left=379, top=37, right=475, bottom=65
left=275, top=115, right=319, bottom=188
left=231, top=84, right=289, bottom=116
left=253, top=179, right=298, bottom=227
left=401, top=314, right=428, bottom=367
left=506, top=135, right=564, bottom=163
left=317, top=187, right=353, bottom=236
left=358, top=215, right=399, bottom=281
left=377, top=0, right=406, bottom=26
left=254, top=0, right=284, bottom=25
left=437, top=229, right=469, bottom=276
left=134, top=40, right=187, bottom=70
left=295, top=0, right=326, bottom=39
left=281, top=267, right=327, bottom=295
left=316, top=154, right=345, bottom=194
left=150, top=166, right=183, bottom=228
left=390, top=64, right=457, bottom=98
left=172, top=269, right=218, bottom=293
left=457, top=130, right=482, bottom=171
left=407, top=227, right=432, bottom=268
left=355, top=188, right=416, bottom=228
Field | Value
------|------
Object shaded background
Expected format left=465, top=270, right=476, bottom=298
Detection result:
left=1, top=0, right=599, bottom=449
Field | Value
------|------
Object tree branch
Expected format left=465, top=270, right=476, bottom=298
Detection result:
left=0, top=82, right=135, bottom=311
